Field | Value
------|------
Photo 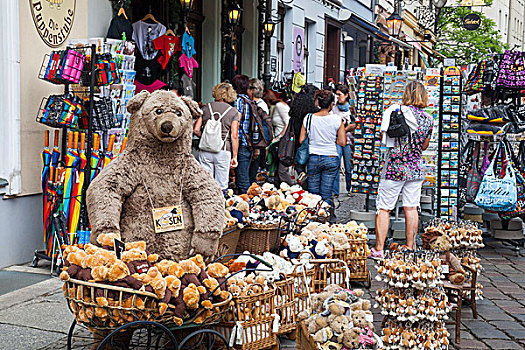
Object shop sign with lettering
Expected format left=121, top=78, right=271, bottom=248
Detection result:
left=463, top=13, right=481, bottom=31
left=30, top=0, right=76, bottom=48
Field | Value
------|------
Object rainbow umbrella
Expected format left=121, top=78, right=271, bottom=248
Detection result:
left=51, top=130, right=60, bottom=168
left=102, top=134, right=116, bottom=169
left=61, top=131, right=78, bottom=232
left=90, top=133, right=101, bottom=182
left=41, top=130, right=52, bottom=193
left=68, top=132, right=87, bottom=235
left=120, top=136, right=128, bottom=154
left=43, top=166, right=57, bottom=256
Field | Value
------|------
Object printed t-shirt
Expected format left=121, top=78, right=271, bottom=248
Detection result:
left=201, top=102, right=240, bottom=152
left=381, top=106, right=434, bottom=181
left=179, top=54, right=199, bottom=78
left=134, top=80, right=167, bottom=93
left=303, top=113, right=342, bottom=156
left=181, top=32, right=196, bottom=58
left=132, top=21, right=166, bottom=60
left=153, top=35, right=181, bottom=69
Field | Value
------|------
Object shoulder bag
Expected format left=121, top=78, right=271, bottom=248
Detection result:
left=475, top=142, right=518, bottom=212
left=295, top=114, right=312, bottom=165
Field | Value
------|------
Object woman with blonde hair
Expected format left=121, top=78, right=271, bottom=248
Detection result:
left=193, top=82, right=240, bottom=191
left=371, top=81, right=434, bottom=259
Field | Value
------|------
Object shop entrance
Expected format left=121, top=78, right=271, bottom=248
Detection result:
left=324, top=19, right=341, bottom=84
left=128, top=0, right=203, bottom=100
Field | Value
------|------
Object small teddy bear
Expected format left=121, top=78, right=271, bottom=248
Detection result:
left=337, top=327, right=362, bottom=349
left=352, top=309, right=374, bottom=330
left=430, top=235, right=466, bottom=284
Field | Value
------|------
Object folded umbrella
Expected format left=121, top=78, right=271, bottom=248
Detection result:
left=90, top=133, right=101, bottom=182
left=41, top=130, right=51, bottom=194
left=102, top=134, right=116, bottom=169
left=61, top=131, right=78, bottom=234
left=69, top=132, right=87, bottom=235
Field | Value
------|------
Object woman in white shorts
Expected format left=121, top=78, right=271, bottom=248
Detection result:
left=371, top=81, right=434, bottom=259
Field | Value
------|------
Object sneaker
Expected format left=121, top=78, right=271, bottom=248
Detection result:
left=369, top=248, right=384, bottom=260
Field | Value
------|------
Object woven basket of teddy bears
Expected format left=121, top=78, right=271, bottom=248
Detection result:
left=59, top=237, right=234, bottom=331
left=310, top=258, right=350, bottom=293
left=214, top=284, right=278, bottom=350
left=235, top=224, right=281, bottom=255
left=288, top=263, right=316, bottom=316
left=271, top=274, right=296, bottom=335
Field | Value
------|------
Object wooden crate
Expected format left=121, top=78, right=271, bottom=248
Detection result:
left=296, top=321, right=319, bottom=350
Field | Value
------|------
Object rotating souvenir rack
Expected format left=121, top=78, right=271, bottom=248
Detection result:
left=32, top=44, right=120, bottom=272
left=437, top=66, right=463, bottom=220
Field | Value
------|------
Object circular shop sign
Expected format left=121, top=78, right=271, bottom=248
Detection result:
left=30, top=0, right=76, bottom=48
left=463, top=13, right=481, bottom=31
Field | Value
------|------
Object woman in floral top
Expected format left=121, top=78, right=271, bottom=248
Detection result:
left=371, top=81, right=434, bottom=259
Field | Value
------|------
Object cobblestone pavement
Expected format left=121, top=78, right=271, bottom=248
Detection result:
left=2, top=193, right=525, bottom=349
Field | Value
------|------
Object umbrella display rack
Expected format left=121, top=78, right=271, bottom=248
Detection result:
left=32, top=44, right=102, bottom=273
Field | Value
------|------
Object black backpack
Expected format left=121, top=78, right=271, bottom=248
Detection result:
left=278, top=123, right=296, bottom=167
left=387, top=107, right=410, bottom=138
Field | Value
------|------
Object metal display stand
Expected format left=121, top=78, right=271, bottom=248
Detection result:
left=32, top=44, right=98, bottom=272
left=437, top=66, right=463, bottom=220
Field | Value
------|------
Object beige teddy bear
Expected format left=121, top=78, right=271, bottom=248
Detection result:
left=87, top=91, right=224, bottom=261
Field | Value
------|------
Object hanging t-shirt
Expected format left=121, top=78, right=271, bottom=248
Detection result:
left=132, top=21, right=166, bottom=60
left=153, top=35, right=181, bottom=69
left=179, top=54, right=199, bottom=78
left=135, top=52, right=163, bottom=85
left=181, top=32, right=196, bottom=58
left=107, top=15, right=133, bottom=40
left=134, top=80, right=167, bottom=93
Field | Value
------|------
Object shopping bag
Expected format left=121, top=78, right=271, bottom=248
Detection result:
left=499, top=141, right=525, bottom=219
left=496, top=50, right=525, bottom=89
left=295, top=114, right=312, bottom=165
left=466, top=143, right=482, bottom=202
left=458, top=140, right=475, bottom=206
left=475, top=142, right=518, bottom=212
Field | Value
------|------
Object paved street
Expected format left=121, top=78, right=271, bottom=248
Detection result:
left=0, top=194, right=524, bottom=349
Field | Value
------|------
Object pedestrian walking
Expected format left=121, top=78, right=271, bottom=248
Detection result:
left=231, top=74, right=253, bottom=194
left=193, top=82, right=240, bottom=191
left=289, top=85, right=319, bottom=183
left=332, top=84, right=356, bottom=196
left=265, top=90, right=293, bottom=185
left=299, top=89, right=346, bottom=205
left=372, top=81, right=434, bottom=259
left=247, top=79, right=269, bottom=183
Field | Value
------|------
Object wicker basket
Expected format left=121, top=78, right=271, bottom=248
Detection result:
left=332, top=248, right=348, bottom=262
left=214, top=285, right=277, bottom=350
left=296, top=321, right=320, bottom=350
left=236, top=224, right=280, bottom=255
left=272, top=275, right=296, bottom=335
left=311, top=259, right=350, bottom=293
left=64, top=279, right=232, bottom=330
left=347, top=239, right=370, bottom=283
left=64, top=279, right=159, bottom=330
left=287, top=264, right=315, bottom=315
left=215, top=228, right=242, bottom=261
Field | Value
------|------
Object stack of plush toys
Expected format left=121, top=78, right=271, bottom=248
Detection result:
left=424, top=220, right=484, bottom=300
left=297, top=284, right=380, bottom=349
left=223, top=182, right=331, bottom=230
left=280, top=221, right=371, bottom=261
left=59, top=233, right=233, bottom=327
left=375, top=251, right=451, bottom=350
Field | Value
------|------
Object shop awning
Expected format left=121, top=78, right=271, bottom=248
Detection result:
left=421, top=45, right=446, bottom=60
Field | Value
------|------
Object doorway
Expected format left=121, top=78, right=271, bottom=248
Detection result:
left=324, top=19, right=341, bottom=84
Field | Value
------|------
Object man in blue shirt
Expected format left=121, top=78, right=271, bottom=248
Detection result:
left=232, top=75, right=253, bottom=193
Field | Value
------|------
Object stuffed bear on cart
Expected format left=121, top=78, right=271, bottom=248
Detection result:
left=87, top=90, right=224, bottom=261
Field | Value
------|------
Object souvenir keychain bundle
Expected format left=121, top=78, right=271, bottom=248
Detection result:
left=424, top=219, right=484, bottom=250
left=37, top=94, right=83, bottom=128
left=41, top=48, right=86, bottom=85
left=375, top=250, right=451, bottom=349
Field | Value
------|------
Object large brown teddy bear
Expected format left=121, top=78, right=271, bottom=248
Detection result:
left=87, top=90, right=224, bottom=261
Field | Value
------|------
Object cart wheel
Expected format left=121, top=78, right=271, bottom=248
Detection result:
left=364, top=272, right=372, bottom=289
left=96, top=321, right=178, bottom=350
left=177, top=329, right=230, bottom=350
left=67, top=320, right=98, bottom=350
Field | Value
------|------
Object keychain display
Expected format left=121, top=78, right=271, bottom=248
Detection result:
left=40, top=49, right=86, bottom=85
left=352, top=75, right=384, bottom=194
left=375, top=250, right=451, bottom=350
left=37, top=94, right=83, bottom=128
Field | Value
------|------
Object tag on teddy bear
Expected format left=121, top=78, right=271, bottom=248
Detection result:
left=114, top=238, right=126, bottom=259
left=365, top=314, right=374, bottom=323
left=151, top=205, right=185, bottom=233
left=442, top=264, right=449, bottom=274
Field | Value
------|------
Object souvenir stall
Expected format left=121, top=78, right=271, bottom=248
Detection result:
left=33, top=42, right=124, bottom=269
left=457, top=49, right=525, bottom=254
